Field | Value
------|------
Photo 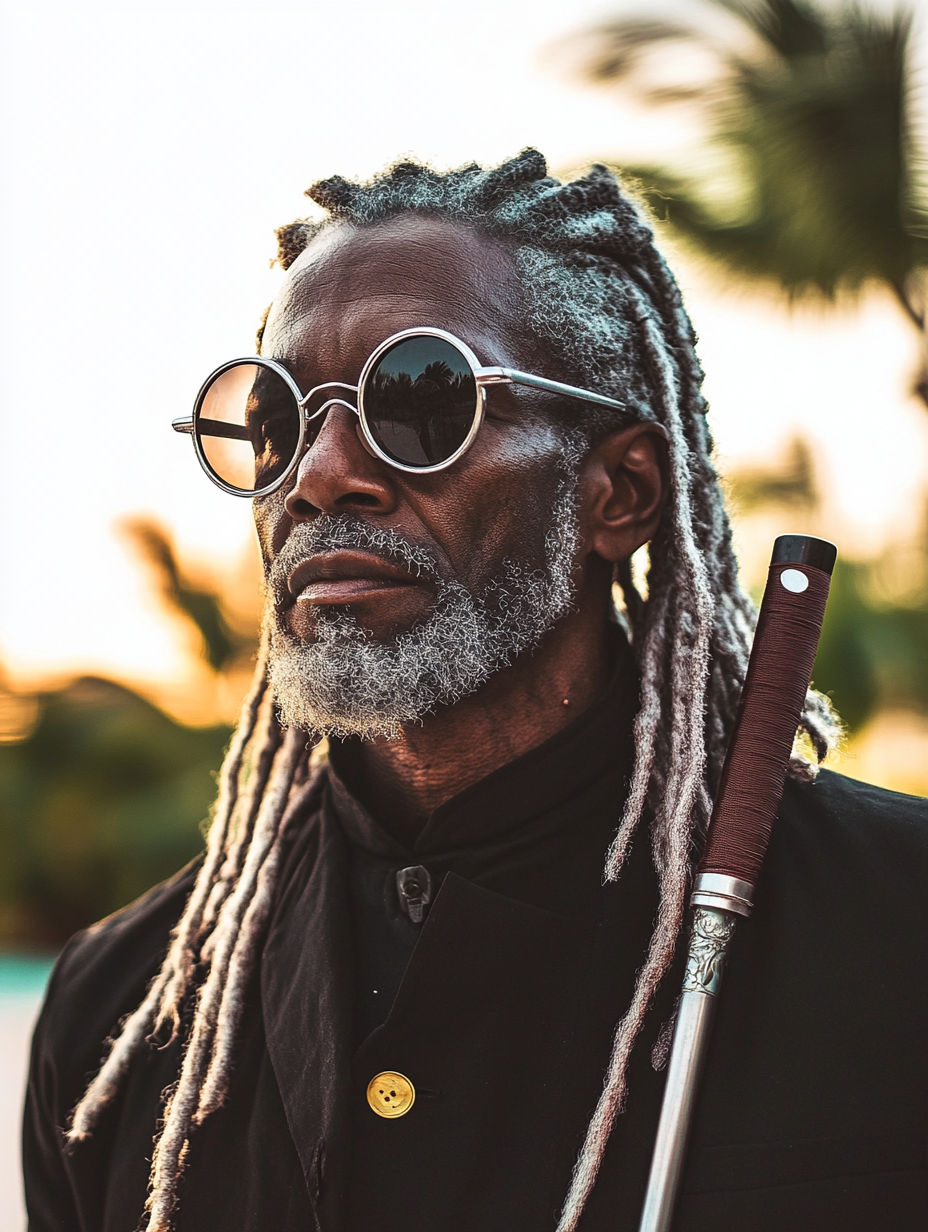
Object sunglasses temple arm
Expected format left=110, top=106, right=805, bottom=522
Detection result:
left=477, top=367, right=625, bottom=411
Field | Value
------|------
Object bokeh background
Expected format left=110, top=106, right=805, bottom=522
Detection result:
left=2, top=0, right=927, bottom=1224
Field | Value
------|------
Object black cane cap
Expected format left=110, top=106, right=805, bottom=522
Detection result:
left=771, top=534, right=837, bottom=575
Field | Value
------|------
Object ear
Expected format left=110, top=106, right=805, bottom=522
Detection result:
left=579, top=423, right=669, bottom=564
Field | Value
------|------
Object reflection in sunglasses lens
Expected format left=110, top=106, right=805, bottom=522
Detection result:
left=196, top=363, right=301, bottom=493
left=364, top=336, right=477, bottom=467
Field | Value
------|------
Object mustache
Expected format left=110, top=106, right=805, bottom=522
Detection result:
left=266, top=515, right=443, bottom=608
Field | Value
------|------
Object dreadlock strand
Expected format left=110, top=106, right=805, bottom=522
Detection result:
left=556, top=851, right=696, bottom=1232
left=152, top=644, right=271, bottom=1045
left=603, top=583, right=671, bottom=879
left=145, top=725, right=306, bottom=1232
left=194, top=767, right=325, bottom=1123
left=564, top=290, right=717, bottom=1221
left=614, top=558, right=644, bottom=630
left=68, top=651, right=272, bottom=1140
left=200, top=693, right=283, bottom=945
left=67, top=966, right=171, bottom=1143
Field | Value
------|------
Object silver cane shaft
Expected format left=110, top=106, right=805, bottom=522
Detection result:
left=638, top=907, right=737, bottom=1232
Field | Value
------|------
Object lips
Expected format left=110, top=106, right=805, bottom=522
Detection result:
left=286, top=550, right=421, bottom=606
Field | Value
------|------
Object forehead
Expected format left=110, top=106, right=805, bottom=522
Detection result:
left=262, top=216, right=527, bottom=373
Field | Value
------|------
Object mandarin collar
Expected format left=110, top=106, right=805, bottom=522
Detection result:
left=326, top=632, right=638, bottom=862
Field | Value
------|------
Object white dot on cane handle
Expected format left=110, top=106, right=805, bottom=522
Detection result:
left=780, top=568, right=809, bottom=594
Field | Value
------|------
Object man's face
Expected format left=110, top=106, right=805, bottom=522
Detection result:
left=256, top=216, right=589, bottom=737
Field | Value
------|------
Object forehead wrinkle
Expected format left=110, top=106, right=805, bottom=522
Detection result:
left=266, top=298, right=496, bottom=381
left=263, top=217, right=525, bottom=359
left=275, top=288, right=488, bottom=349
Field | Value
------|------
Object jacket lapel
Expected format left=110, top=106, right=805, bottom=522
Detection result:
left=261, top=783, right=354, bottom=1230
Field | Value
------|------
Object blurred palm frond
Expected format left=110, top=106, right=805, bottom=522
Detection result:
left=573, top=0, right=928, bottom=399
left=121, top=517, right=258, bottom=674
left=727, top=435, right=818, bottom=510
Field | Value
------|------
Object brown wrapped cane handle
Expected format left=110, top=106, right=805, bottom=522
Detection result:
left=693, top=535, right=836, bottom=916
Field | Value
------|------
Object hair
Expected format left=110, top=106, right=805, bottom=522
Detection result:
left=67, top=150, right=840, bottom=1231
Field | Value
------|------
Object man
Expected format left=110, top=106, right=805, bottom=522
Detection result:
left=24, top=151, right=927, bottom=1232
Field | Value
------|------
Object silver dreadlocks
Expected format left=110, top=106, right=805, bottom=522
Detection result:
left=67, top=149, right=840, bottom=1232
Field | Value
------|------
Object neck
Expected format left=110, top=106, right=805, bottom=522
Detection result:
left=334, top=592, right=616, bottom=847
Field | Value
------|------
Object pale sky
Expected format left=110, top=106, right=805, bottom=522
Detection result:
left=2, top=0, right=927, bottom=695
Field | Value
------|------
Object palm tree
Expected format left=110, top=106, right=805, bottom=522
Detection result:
left=121, top=518, right=258, bottom=674
left=573, top=0, right=928, bottom=401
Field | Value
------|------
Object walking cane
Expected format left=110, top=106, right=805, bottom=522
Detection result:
left=638, top=533, right=837, bottom=1232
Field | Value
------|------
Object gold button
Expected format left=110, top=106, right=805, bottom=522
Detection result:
left=367, top=1071, right=415, bottom=1119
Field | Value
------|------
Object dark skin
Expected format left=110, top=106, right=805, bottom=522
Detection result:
left=257, top=216, right=668, bottom=844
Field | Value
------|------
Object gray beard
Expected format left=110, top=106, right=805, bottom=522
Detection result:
left=264, top=467, right=582, bottom=740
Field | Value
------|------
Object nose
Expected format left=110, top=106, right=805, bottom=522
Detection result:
left=284, top=404, right=396, bottom=520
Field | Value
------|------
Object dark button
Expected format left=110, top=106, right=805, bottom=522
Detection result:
left=396, top=864, right=432, bottom=924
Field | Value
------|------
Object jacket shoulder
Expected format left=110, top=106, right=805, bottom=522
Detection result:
left=787, top=766, right=928, bottom=838
left=773, top=767, right=928, bottom=904
left=813, top=764, right=925, bottom=807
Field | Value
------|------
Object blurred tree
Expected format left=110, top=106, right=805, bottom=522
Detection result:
left=727, top=435, right=818, bottom=510
left=121, top=517, right=259, bottom=674
left=0, top=677, right=231, bottom=946
left=729, top=442, right=928, bottom=730
left=811, top=556, right=928, bottom=730
left=573, top=0, right=928, bottom=401
left=0, top=524, right=260, bottom=947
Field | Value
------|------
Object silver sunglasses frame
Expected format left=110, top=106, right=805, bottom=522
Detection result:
left=172, top=326, right=625, bottom=497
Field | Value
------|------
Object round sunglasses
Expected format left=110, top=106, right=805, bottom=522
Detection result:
left=172, top=327, right=625, bottom=497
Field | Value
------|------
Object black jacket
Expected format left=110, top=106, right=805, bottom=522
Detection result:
left=23, top=676, right=928, bottom=1232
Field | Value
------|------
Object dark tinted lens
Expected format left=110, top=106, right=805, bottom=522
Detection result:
left=196, top=363, right=301, bottom=493
left=363, top=336, right=478, bottom=467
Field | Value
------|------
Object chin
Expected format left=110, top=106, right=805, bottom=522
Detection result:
left=285, top=597, right=434, bottom=646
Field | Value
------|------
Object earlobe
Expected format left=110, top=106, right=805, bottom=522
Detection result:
left=583, top=423, right=669, bottom=564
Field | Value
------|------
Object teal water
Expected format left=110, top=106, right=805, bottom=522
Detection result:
left=0, top=955, right=56, bottom=1000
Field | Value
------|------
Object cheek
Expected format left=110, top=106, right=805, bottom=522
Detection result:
left=426, top=424, right=571, bottom=589
left=252, top=488, right=289, bottom=569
